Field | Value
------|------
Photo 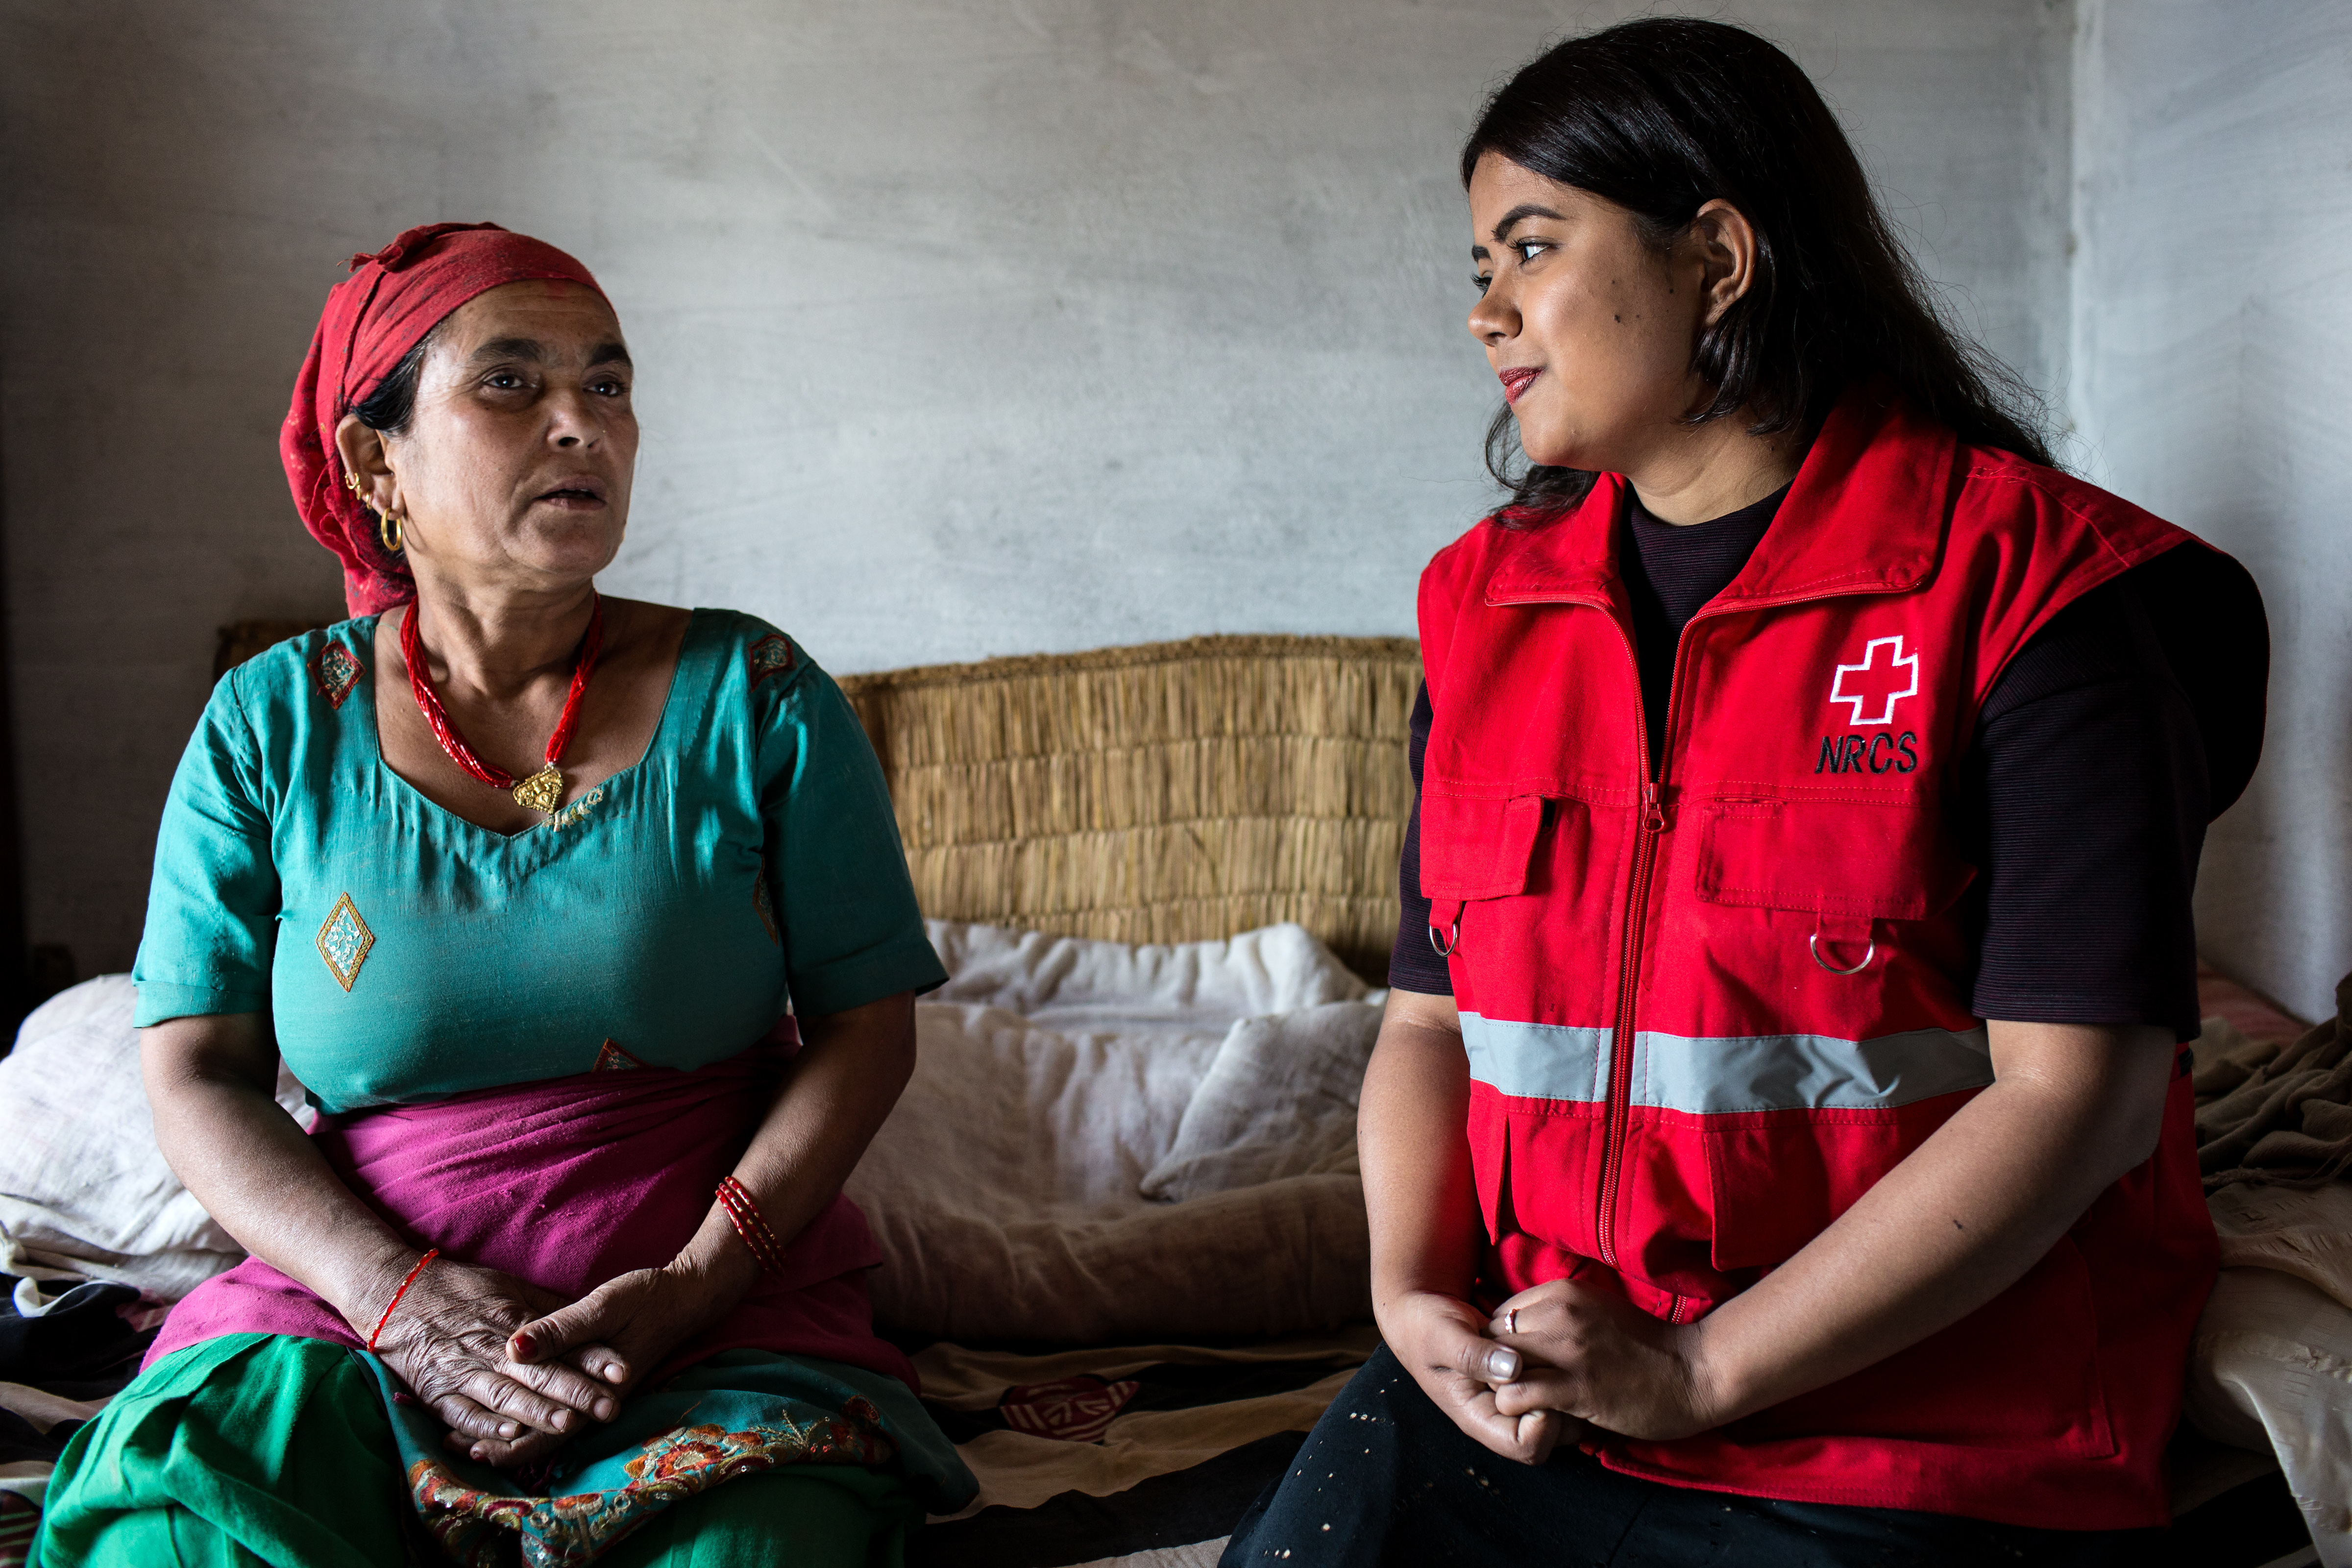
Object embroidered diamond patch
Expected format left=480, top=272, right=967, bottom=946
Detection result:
left=313, top=643, right=364, bottom=710
left=747, top=634, right=796, bottom=689
left=592, top=1039, right=645, bottom=1073
left=316, top=893, right=374, bottom=992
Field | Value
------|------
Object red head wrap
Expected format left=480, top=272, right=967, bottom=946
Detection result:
left=280, top=222, right=608, bottom=616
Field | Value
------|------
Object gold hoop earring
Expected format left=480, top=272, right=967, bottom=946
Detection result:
left=343, top=470, right=362, bottom=494
left=379, top=511, right=404, bottom=554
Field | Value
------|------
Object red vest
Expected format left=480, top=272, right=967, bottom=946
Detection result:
left=1416, top=388, right=2219, bottom=1529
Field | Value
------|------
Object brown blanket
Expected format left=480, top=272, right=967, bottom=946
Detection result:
left=2194, top=971, right=2352, bottom=1191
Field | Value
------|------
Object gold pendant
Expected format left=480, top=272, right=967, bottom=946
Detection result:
left=512, top=765, right=565, bottom=815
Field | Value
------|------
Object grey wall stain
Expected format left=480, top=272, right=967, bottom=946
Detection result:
left=2068, top=0, right=2352, bottom=1021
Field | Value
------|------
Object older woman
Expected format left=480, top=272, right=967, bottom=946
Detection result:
left=36, top=224, right=974, bottom=1566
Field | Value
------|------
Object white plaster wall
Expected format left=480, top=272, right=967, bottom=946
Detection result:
left=2069, top=0, right=2352, bottom=1021
left=2, top=1, right=2071, bottom=974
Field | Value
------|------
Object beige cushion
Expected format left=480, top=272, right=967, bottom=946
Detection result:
left=0, top=976, right=312, bottom=1298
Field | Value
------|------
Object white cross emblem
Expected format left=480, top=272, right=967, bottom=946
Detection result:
left=1828, top=635, right=1921, bottom=727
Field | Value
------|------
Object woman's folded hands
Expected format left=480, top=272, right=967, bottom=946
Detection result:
left=1383, top=1281, right=1729, bottom=1469
left=441, top=1239, right=765, bottom=1470
left=1481, top=1278, right=1727, bottom=1446
left=360, top=1255, right=626, bottom=1467
left=1381, top=1288, right=1590, bottom=1465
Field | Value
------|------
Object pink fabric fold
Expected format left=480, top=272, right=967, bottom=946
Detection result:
left=145, top=1045, right=914, bottom=1390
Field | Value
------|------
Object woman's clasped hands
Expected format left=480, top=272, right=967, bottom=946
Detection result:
left=359, top=1254, right=624, bottom=1469
left=361, top=1241, right=760, bottom=1470
left=1389, top=1278, right=1733, bottom=1468
left=1484, top=1277, right=1733, bottom=1448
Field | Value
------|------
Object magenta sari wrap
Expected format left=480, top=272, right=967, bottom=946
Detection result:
left=145, top=1043, right=914, bottom=1391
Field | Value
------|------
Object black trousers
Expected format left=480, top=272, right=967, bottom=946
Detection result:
left=1221, top=1345, right=2157, bottom=1567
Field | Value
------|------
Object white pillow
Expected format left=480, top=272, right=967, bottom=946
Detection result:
left=927, top=919, right=1370, bottom=1029
left=0, top=975, right=312, bottom=1298
left=1139, top=1001, right=1381, bottom=1203
left=847, top=924, right=1378, bottom=1341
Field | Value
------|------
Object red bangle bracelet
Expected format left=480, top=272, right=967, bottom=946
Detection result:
left=715, top=1177, right=788, bottom=1275
left=367, top=1249, right=440, bottom=1352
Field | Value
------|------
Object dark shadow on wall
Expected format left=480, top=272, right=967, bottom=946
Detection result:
left=0, top=396, right=34, bottom=1046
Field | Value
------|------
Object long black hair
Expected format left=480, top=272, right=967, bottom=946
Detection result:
left=1463, top=18, right=2053, bottom=515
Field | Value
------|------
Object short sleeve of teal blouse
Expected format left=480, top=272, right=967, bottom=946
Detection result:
left=132, top=610, right=946, bottom=1113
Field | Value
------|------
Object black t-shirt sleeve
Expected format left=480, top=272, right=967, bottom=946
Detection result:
left=1954, top=572, right=2211, bottom=1040
left=1388, top=682, right=1454, bottom=995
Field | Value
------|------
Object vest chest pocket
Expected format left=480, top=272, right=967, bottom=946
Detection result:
left=1418, top=791, right=1552, bottom=954
left=1691, top=794, right=1972, bottom=922
left=1419, top=792, right=1547, bottom=901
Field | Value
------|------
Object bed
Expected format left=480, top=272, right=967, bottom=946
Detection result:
left=0, top=626, right=2337, bottom=1567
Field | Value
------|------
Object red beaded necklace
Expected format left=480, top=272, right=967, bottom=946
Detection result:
left=401, top=594, right=605, bottom=816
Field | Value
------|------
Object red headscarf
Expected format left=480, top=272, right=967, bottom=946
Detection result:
left=281, top=222, right=608, bottom=616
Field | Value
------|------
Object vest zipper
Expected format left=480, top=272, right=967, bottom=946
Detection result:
left=1598, top=777, right=1666, bottom=1267
left=1594, top=589, right=1676, bottom=1270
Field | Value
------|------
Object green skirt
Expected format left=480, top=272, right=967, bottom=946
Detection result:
left=36, top=1335, right=954, bottom=1568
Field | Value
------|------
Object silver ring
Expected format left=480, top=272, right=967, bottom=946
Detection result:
left=1503, top=1308, right=1518, bottom=1335
left=1810, top=931, right=1876, bottom=976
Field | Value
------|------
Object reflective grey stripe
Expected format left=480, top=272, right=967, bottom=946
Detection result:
left=1632, top=1026, right=1991, bottom=1113
left=1460, top=1013, right=1613, bottom=1103
left=1461, top=1014, right=1992, bottom=1114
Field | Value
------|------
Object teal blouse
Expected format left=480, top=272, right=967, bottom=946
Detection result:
left=133, top=609, right=946, bottom=1113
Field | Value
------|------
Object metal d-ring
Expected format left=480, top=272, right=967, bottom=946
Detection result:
left=1428, top=918, right=1461, bottom=958
left=1810, top=931, right=1876, bottom=976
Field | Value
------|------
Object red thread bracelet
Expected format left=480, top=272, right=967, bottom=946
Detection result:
left=366, top=1249, right=440, bottom=1352
left=717, top=1177, right=780, bottom=1251
left=715, top=1178, right=788, bottom=1275
left=716, top=1178, right=786, bottom=1273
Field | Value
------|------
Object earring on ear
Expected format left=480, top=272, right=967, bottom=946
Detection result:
left=344, top=468, right=402, bottom=552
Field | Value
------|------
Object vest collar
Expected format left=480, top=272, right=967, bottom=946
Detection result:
left=1484, top=382, right=1957, bottom=611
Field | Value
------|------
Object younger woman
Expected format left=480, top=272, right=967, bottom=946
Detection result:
left=1226, top=20, right=2267, bottom=1565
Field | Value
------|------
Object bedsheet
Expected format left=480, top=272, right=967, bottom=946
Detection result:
left=2189, top=984, right=2349, bottom=1565
left=906, top=1327, right=1378, bottom=1568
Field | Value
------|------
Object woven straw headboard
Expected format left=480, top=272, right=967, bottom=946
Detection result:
left=836, top=635, right=1422, bottom=982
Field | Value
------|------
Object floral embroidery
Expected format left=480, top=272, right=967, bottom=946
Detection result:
left=549, top=784, right=606, bottom=831
left=746, top=634, right=795, bottom=690
left=406, top=1397, right=894, bottom=1568
left=316, top=894, right=374, bottom=992
left=753, top=856, right=780, bottom=945
left=312, top=642, right=365, bottom=710
left=996, top=1375, right=1140, bottom=1444
left=591, top=1039, right=644, bottom=1073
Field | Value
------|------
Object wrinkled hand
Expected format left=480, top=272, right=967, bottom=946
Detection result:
left=1379, top=1290, right=1589, bottom=1465
left=1485, top=1278, right=1724, bottom=1443
left=455, top=1255, right=755, bottom=1469
left=366, top=1258, right=624, bottom=1467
